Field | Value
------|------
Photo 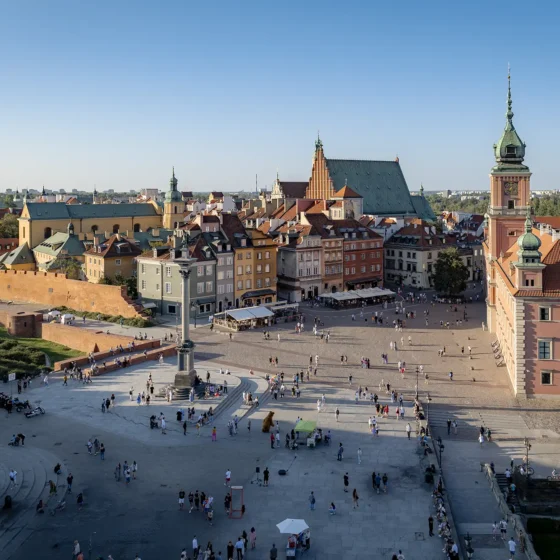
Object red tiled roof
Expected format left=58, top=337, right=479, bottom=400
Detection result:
left=535, top=216, right=560, bottom=230
left=333, top=185, right=362, bottom=199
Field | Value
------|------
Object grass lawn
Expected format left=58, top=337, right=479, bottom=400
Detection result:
left=0, top=327, right=83, bottom=364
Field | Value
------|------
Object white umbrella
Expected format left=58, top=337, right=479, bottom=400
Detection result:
left=276, top=519, right=309, bottom=534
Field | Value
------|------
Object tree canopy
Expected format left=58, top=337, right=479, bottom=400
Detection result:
left=433, top=248, right=469, bottom=295
left=0, top=214, right=19, bottom=238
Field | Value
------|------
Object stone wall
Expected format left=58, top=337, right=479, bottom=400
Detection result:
left=0, top=310, right=43, bottom=337
left=41, top=323, right=137, bottom=356
left=0, top=270, right=141, bottom=318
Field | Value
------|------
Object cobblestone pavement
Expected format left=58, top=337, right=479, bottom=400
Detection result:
left=2, top=297, right=559, bottom=559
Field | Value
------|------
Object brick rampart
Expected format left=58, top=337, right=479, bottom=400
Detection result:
left=0, top=270, right=141, bottom=318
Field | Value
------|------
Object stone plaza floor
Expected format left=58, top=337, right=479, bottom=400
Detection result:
left=1, top=296, right=559, bottom=559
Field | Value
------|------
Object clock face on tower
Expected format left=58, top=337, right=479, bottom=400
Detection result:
left=504, top=181, right=519, bottom=196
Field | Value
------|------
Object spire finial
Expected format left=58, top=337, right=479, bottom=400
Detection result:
left=420, top=183, right=424, bottom=196
left=315, top=131, right=323, bottom=150
left=506, top=63, right=514, bottom=126
left=276, top=168, right=279, bottom=182
left=525, top=205, right=532, bottom=233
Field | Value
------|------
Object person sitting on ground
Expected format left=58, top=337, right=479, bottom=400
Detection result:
left=36, top=499, right=44, bottom=514
left=328, top=502, right=336, bottom=515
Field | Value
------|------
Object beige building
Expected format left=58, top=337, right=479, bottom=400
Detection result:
left=85, top=235, right=142, bottom=283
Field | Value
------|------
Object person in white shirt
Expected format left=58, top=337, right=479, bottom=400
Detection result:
left=508, top=537, right=516, bottom=557
left=192, top=536, right=199, bottom=557
left=225, top=470, right=231, bottom=486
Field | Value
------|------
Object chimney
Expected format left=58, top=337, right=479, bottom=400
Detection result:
left=152, top=228, right=160, bottom=237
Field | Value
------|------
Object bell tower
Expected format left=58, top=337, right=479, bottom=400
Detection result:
left=487, top=69, right=531, bottom=260
left=163, top=167, right=186, bottom=230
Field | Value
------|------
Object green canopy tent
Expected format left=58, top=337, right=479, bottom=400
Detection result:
left=295, top=420, right=316, bottom=433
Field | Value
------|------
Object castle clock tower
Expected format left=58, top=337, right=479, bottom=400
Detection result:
left=486, top=71, right=531, bottom=331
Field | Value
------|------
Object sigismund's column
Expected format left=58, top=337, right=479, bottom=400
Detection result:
left=175, top=256, right=197, bottom=388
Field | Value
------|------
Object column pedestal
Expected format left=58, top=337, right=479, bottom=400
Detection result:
left=175, top=340, right=196, bottom=387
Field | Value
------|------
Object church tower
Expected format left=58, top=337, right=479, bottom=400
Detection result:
left=163, top=167, right=186, bottom=229
left=487, top=70, right=531, bottom=260
left=306, top=134, right=335, bottom=200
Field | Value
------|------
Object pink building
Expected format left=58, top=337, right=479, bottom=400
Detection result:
left=484, top=74, right=560, bottom=397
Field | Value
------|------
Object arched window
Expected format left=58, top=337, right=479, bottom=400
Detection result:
left=174, top=206, right=178, bottom=214
left=91, top=225, right=98, bottom=234
left=112, top=224, right=120, bottom=234
left=133, top=223, right=141, bottom=233
left=44, top=227, right=52, bottom=239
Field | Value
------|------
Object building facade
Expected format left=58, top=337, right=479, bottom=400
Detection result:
left=484, top=75, right=560, bottom=397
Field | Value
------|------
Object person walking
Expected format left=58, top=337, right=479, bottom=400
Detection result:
left=235, top=537, right=244, bottom=560
left=405, top=423, right=411, bottom=440
left=428, top=515, right=434, bottom=537
left=352, top=488, right=359, bottom=509
left=270, top=544, right=278, bottom=560
left=343, top=473, right=349, bottom=492
left=508, top=537, right=516, bottom=559
left=66, top=473, right=73, bottom=493
left=447, top=419, right=452, bottom=435
left=309, top=491, right=316, bottom=510
left=100, top=443, right=105, bottom=460
left=357, top=448, right=362, bottom=464
left=161, top=417, right=167, bottom=434
left=192, top=536, right=199, bottom=559
left=225, top=469, right=231, bottom=487
left=335, top=408, right=340, bottom=422
left=263, top=467, right=269, bottom=487
left=132, top=461, right=137, bottom=479
left=337, top=443, right=344, bottom=461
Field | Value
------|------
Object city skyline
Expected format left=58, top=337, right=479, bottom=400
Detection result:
left=2, top=1, right=560, bottom=193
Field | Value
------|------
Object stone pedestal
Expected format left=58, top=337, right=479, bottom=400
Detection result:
left=175, top=341, right=196, bottom=387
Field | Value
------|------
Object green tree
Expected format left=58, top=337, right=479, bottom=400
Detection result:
left=433, top=248, right=469, bottom=295
left=0, top=214, right=19, bottom=238
left=57, top=258, right=83, bottom=280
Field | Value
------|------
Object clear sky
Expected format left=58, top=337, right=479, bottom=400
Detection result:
left=2, top=1, right=559, bottom=193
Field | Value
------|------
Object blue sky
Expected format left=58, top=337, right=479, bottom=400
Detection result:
left=1, top=1, right=559, bottom=193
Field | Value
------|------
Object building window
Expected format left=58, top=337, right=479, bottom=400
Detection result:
left=236, top=280, right=242, bottom=290
left=141, top=280, right=146, bottom=290
left=265, top=251, right=270, bottom=259
left=44, top=227, right=52, bottom=239
left=361, top=266, right=366, bottom=273
left=507, top=200, right=515, bottom=210
left=217, top=285, right=224, bottom=294
left=265, top=264, right=270, bottom=273
left=89, top=257, right=92, bottom=263
left=165, top=266, right=172, bottom=277
left=257, top=252, right=262, bottom=260
left=197, top=265, right=204, bottom=276
left=237, top=252, right=242, bottom=260
left=206, top=281, right=213, bottom=292
left=539, top=307, right=550, bottom=321
left=115, top=259, right=122, bottom=266
left=141, top=264, right=145, bottom=274
left=245, top=279, right=252, bottom=289
left=112, top=224, right=120, bottom=234
left=218, top=257, right=224, bottom=266
left=197, top=282, right=204, bottom=294
left=168, top=304, right=176, bottom=314
left=226, top=270, right=233, bottom=279
left=256, top=279, right=262, bottom=288
left=217, top=271, right=225, bottom=280
left=206, top=265, right=212, bottom=276
left=361, top=253, right=366, bottom=260
left=541, top=371, right=552, bottom=385
left=133, top=223, right=141, bottom=233
left=227, top=284, right=233, bottom=293
left=246, top=265, right=252, bottom=274
left=524, top=278, right=535, bottom=287
left=351, top=267, right=355, bottom=274
left=538, top=340, right=551, bottom=360
left=256, top=264, right=262, bottom=273
left=245, top=252, right=251, bottom=259
left=226, top=257, right=233, bottom=265
left=237, top=266, right=242, bottom=275
left=165, top=282, right=172, bottom=294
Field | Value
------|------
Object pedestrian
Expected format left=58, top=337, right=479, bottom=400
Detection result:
left=115, top=463, right=121, bottom=481
left=335, top=408, right=340, bottom=422
left=352, top=488, right=359, bottom=509
left=428, top=515, right=434, bottom=536
left=478, top=433, right=484, bottom=445
left=183, top=420, right=187, bottom=435
left=100, top=443, right=105, bottom=460
left=263, top=467, right=269, bottom=487
left=343, top=472, right=349, bottom=492
left=499, top=518, right=508, bottom=540
left=66, top=473, right=73, bottom=493
left=9, top=468, right=17, bottom=487
left=508, top=537, right=516, bottom=559
left=447, top=419, right=452, bottom=435
left=225, top=469, right=231, bottom=486
left=192, top=535, right=199, bottom=559
left=250, top=527, right=257, bottom=549
left=270, top=544, right=278, bottom=560
left=357, top=447, right=362, bottom=464
left=235, top=537, right=244, bottom=560
left=212, top=426, right=217, bottom=442
left=73, top=540, right=81, bottom=559
left=309, top=491, right=316, bottom=510
left=453, top=420, right=458, bottom=435
left=492, top=522, right=499, bottom=540
left=270, top=432, right=275, bottom=449
left=179, top=489, right=186, bottom=510
left=337, top=443, right=344, bottom=461
left=405, top=423, right=411, bottom=439
left=161, top=417, right=166, bottom=434
left=132, top=461, right=137, bottom=479
left=396, top=550, right=405, bottom=560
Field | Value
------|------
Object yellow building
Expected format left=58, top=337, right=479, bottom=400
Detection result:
left=0, top=243, right=35, bottom=270
left=19, top=201, right=162, bottom=249
left=84, top=234, right=142, bottom=283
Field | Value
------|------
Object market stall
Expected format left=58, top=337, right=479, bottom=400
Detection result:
left=294, top=420, right=323, bottom=448
left=276, top=518, right=310, bottom=558
left=212, top=306, right=275, bottom=331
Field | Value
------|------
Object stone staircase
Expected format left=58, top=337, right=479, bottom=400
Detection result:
left=0, top=447, right=66, bottom=559
left=495, top=472, right=520, bottom=511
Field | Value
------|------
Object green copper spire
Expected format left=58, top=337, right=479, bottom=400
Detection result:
left=516, top=206, right=542, bottom=263
left=165, top=166, right=182, bottom=202
left=493, top=66, right=526, bottom=166
left=315, top=131, right=323, bottom=150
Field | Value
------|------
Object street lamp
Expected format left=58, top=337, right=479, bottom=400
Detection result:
left=415, top=366, right=419, bottom=400
left=464, top=532, right=474, bottom=559
left=437, top=436, right=445, bottom=471
left=524, top=437, right=532, bottom=469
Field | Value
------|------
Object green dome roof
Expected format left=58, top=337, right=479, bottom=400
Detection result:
left=165, top=167, right=182, bottom=202
left=518, top=230, right=540, bottom=251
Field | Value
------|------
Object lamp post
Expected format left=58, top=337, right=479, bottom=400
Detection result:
left=415, top=366, right=419, bottom=400
left=524, top=437, right=532, bottom=470
left=437, top=436, right=445, bottom=472
left=464, top=532, right=474, bottom=559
